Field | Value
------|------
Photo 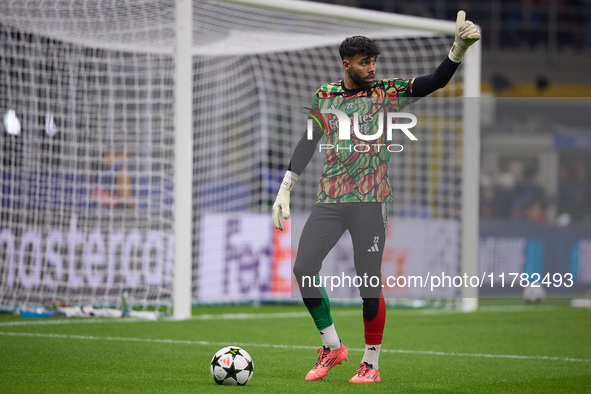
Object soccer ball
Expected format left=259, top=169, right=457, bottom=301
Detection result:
left=523, top=284, right=546, bottom=304
left=210, top=346, right=254, bottom=386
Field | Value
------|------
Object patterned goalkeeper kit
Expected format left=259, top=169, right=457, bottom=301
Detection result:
left=295, top=78, right=414, bottom=310
left=291, top=54, right=459, bottom=377
left=312, top=78, right=413, bottom=204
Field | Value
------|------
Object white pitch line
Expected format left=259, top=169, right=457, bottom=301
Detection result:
left=0, top=317, right=154, bottom=327
left=190, top=311, right=314, bottom=320
left=379, top=348, right=591, bottom=362
left=0, top=331, right=588, bottom=363
left=0, top=311, right=357, bottom=327
left=477, top=305, right=562, bottom=313
left=0, top=305, right=565, bottom=327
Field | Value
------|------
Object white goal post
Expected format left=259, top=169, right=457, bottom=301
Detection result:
left=0, top=0, right=480, bottom=317
left=173, top=0, right=193, bottom=320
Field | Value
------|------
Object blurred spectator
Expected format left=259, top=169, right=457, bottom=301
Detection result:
left=490, top=171, right=515, bottom=219
left=92, top=149, right=137, bottom=209
left=479, top=173, right=496, bottom=219
left=480, top=161, right=550, bottom=223
left=511, top=165, right=547, bottom=223
left=558, top=159, right=591, bottom=222
left=524, top=198, right=545, bottom=223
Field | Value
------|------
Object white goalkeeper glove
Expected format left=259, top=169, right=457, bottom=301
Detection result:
left=448, top=10, right=480, bottom=63
left=272, top=171, right=298, bottom=231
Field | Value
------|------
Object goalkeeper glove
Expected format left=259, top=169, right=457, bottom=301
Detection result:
left=272, top=171, right=299, bottom=231
left=448, top=10, right=480, bottom=63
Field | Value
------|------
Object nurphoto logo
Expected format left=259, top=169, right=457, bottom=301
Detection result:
left=306, top=107, right=418, bottom=153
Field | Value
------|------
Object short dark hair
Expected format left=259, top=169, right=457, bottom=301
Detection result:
left=339, top=36, right=381, bottom=60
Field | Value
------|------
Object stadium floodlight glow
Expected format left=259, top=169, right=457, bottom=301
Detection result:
left=44, top=112, right=57, bottom=137
left=3, top=109, right=21, bottom=136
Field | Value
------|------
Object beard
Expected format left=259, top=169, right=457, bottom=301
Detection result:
left=350, top=68, right=374, bottom=90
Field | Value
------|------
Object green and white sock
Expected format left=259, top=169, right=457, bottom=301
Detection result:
left=319, top=323, right=340, bottom=351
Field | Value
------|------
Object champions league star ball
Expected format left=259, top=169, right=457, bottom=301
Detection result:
left=210, top=346, right=254, bottom=386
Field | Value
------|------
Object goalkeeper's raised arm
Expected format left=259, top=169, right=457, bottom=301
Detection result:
left=448, top=10, right=480, bottom=63
left=411, top=10, right=480, bottom=96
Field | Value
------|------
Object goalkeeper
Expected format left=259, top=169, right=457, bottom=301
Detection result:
left=273, top=11, right=480, bottom=383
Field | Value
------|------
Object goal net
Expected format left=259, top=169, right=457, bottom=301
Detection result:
left=0, top=0, right=479, bottom=313
left=0, top=1, right=176, bottom=312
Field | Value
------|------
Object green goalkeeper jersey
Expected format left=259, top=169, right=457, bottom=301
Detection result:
left=311, top=78, right=413, bottom=204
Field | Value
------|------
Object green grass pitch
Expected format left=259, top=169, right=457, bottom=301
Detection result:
left=0, top=298, right=589, bottom=393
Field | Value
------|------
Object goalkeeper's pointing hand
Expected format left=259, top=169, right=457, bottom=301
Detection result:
left=272, top=171, right=298, bottom=231
left=449, top=10, right=480, bottom=63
